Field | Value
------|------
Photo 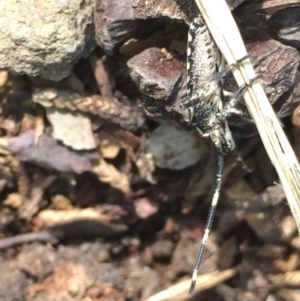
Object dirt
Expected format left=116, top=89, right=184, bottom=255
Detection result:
left=1, top=1, right=300, bottom=301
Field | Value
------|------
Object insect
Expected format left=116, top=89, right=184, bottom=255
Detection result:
left=181, top=15, right=256, bottom=296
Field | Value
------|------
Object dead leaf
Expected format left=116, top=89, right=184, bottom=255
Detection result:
left=98, top=131, right=121, bottom=159
left=0, top=70, right=8, bottom=88
left=36, top=208, right=108, bottom=228
left=46, top=107, right=96, bottom=150
left=92, top=158, right=130, bottom=193
left=268, top=271, right=300, bottom=286
left=3, top=192, right=23, bottom=208
left=34, top=106, right=45, bottom=144
left=52, top=195, right=73, bottom=211
left=134, top=198, right=158, bottom=219
left=146, top=124, right=208, bottom=170
left=6, top=130, right=98, bottom=173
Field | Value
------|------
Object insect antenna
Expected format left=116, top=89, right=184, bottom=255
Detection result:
left=188, top=149, right=224, bottom=296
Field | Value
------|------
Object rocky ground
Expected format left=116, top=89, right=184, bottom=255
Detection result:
left=1, top=0, right=300, bottom=300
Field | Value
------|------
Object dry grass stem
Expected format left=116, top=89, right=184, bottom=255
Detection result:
left=147, top=267, right=238, bottom=301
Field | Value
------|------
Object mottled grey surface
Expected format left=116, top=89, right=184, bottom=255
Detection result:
left=0, top=0, right=95, bottom=81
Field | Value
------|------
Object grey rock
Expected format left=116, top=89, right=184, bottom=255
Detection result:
left=0, top=0, right=95, bottom=81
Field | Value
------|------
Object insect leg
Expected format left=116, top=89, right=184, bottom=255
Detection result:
left=217, top=54, right=250, bottom=80
left=230, top=82, right=248, bottom=103
left=232, top=150, right=253, bottom=173
left=189, top=149, right=224, bottom=296
left=188, top=107, right=195, bottom=125
left=225, top=74, right=262, bottom=114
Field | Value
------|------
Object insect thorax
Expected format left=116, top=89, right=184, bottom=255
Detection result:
left=185, top=15, right=235, bottom=154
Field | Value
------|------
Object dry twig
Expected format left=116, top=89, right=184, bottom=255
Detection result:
left=88, top=53, right=114, bottom=98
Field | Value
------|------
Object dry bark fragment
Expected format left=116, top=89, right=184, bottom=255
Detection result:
left=128, top=47, right=187, bottom=127
left=237, top=4, right=300, bottom=49
left=246, top=38, right=300, bottom=118
left=120, top=24, right=187, bottom=57
left=292, top=103, right=300, bottom=160
left=124, top=4, right=300, bottom=138
left=95, top=0, right=249, bottom=54
left=99, top=125, right=140, bottom=163
left=226, top=0, right=248, bottom=8
left=268, top=7, right=300, bottom=49
left=94, top=0, right=164, bottom=54
left=129, top=39, right=300, bottom=136
left=132, top=0, right=197, bottom=22
left=101, top=124, right=141, bottom=150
